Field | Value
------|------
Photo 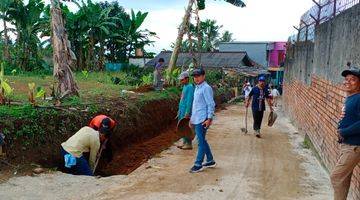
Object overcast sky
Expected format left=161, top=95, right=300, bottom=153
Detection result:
left=23, top=0, right=315, bottom=53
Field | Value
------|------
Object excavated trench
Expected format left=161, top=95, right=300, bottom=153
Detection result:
left=1, top=91, right=233, bottom=178
left=60, top=98, right=181, bottom=176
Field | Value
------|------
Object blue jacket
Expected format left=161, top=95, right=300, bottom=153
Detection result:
left=338, top=93, right=360, bottom=146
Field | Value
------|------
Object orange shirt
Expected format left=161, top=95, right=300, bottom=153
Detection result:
left=89, top=115, right=116, bottom=130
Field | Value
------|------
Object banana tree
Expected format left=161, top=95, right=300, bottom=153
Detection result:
left=119, top=10, right=156, bottom=59
left=76, top=0, right=119, bottom=70
left=0, top=0, right=13, bottom=62
left=167, top=0, right=246, bottom=81
left=7, top=0, right=48, bottom=71
left=50, top=0, right=79, bottom=98
left=0, top=62, right=12, bottom=105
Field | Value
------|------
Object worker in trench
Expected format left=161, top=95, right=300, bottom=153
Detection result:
left=245, top=76, right=274, bottom=138
left=60, top=115, right=116, bottom=176
left=176, top=71, right=195, bottom=150
left=331, top=67, right=360, bottom=200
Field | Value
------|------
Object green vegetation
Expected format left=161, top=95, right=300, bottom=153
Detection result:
left=302, top=138, right=312, bottom=149
left=176, top=19, right=235, bottom=52
left=0, top=0, right=156, bottom=72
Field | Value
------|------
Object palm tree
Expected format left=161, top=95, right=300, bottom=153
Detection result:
left=200, top=19, right=223, bottom=52
left=167, top=0, right=246, bottom=79
left=178, top=20, right=233, bottom=52
left=220, top=30, right=234, bottom=43
left=50, top=0, right=79, bottom=97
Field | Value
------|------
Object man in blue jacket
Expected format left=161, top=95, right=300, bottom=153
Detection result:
left=189, top=68, right=216, bottom=173
left=245, top=76, right=273, bottom=138
left=331, top=67, right=360, bottom=200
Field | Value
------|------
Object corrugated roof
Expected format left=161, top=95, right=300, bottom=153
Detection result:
left=145, top=51, right=254, bottom=68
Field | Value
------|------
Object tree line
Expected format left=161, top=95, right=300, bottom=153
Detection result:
left=0, top=0, right=155, bottom=72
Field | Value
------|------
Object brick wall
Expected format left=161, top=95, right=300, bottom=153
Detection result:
left=283, top=75, right=360, bottom=199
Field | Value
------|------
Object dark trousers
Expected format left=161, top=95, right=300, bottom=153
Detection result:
left=252, top=110, right=264, bottom=131
left=61, top=147, right=93, bottom=176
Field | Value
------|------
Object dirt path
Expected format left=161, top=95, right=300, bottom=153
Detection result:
left=0, top=104, right=332, bottom=200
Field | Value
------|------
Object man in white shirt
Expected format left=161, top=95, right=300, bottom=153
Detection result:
left=270, top=86, right=280, bottom=107
left=243, top=82, right=252, bottom=99
left=61, top=126, right=111, bottom=176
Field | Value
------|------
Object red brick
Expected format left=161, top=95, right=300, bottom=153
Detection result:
left=284, top=75, right=360, bottom=198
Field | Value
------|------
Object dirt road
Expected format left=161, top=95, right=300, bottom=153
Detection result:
left=0, top=104, right=332, bottom=200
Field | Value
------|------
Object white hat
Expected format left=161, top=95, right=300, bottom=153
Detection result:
left=178, top=71, right=190, bottom=80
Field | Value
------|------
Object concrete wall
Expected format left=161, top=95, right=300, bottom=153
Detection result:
left=129, top=58, right=152, bottom=68
left=285, top=42, right=314, bottom=85
left=283, top=4, right=360, bottom=200
left=313, top=3, right=360, bottom=83
left=219, top=42, right=268, bottom=67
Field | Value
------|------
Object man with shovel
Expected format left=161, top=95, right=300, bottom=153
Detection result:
left=177, top=71, right=195, bottom=150
left=60, top=121, right=112, bottom=176
left=245, top=76, right=273, bottom=138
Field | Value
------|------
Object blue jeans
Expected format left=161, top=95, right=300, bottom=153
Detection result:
left=194, top=124, right=214, bottom=167
left=61, top=147, right=93, bottom=176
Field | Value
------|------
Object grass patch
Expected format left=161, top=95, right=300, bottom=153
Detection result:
left=4, top=71, right=135, bottom=103
left=302, top=137, right=312, bottom=149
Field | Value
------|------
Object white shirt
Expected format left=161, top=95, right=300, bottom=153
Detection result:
left=271, top=89, right=280, bottom=97
left=244, top=86, right=252, bottom=98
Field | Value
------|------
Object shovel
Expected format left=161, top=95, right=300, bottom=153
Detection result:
left=241, top=107, right=248, bottom=134
left=93, top=139, right=108, bottom=174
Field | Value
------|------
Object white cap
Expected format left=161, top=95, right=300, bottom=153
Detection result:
left=178, top=71, right=190, bottom=80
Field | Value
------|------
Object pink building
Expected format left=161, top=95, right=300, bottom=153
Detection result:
left=267, top=42, right=287, bottom=67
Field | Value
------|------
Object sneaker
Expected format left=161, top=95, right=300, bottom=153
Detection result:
left=189, top=165, right=203, bottom=173
left=202, top=161, right=216, bottom=168
left=255, top=130, right=261, bottom=138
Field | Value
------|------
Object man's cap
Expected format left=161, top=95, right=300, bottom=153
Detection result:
left=101, top=118, right=111, bottom=129
left=341, top=67, right=360, bottom=78
left=178, top=71, right=190, bottom=80
left=99, top=126, right=111, bottom=136
left=258, top=76, right=266, bottom=81
left=191, top=68, right=205, bottom=76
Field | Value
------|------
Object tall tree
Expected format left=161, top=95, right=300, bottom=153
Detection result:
left=7, top=0, right=47, bottom=70
left=76, top=0, right=118, bottom=70
left=167, top=0, right=245, bottom=80
left=50, top=0, right=79, bottom=97
left=167, top=0, right=195, bottom=80
left=220, top=30, right=234, bottom=43
left=176, top=20, right=234, bottom=52
left=0, top=0, right=13, bottom=62
left=119, top=10, right=156, bottom=59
